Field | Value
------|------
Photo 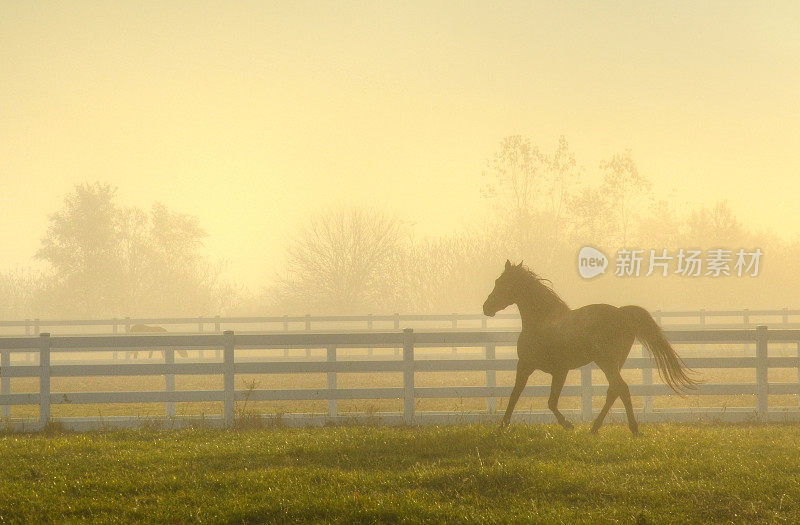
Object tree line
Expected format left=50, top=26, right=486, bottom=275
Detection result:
left=2, top=136, right=798, bottom=319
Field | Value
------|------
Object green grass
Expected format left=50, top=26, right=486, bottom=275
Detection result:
left=2, top=423, right=800, bottom=524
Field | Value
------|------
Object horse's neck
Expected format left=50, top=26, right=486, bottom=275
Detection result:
left=517, top=301, right=548, bottom=330
left=516, top=290, right=567, bottom=330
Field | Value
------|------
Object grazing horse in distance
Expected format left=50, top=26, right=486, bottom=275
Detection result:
left=128, top=324, right=188, bottom=359
left=483, top=260, right=698, bottom=435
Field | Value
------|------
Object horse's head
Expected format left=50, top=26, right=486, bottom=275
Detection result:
left=483, top=259, right=522, bottom=317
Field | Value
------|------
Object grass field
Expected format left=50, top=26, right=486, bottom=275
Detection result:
left=2, top=423, right=800, bottom=524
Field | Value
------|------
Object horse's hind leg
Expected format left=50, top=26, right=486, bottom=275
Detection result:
left=548, top=369, right=573, bottom=430
left=590, top=366, right=639, bottom=436
left=590, top=360, right=622, bottom=433
left=614, top=371, right=639, bottom=435
left=590, top=381, right=619, bottom=434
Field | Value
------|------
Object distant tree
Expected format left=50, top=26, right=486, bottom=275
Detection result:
left=569, top=149, right=652, bottom=248
left=34, top=182, right=235, bottom=317
left=277, top=207, right=405, bottom=314
left=598, top=150, right=652, bottom=246
left=35, top=183, right=127, bottom=315
left=401, top=227, right=507, bottom=313
left=481, top=135, right=581, bottom=267
left=0, top=269, right=46, bottom=319
left=635, top=196, right=684, bottom=249
left=686, top=200, right=744, bottom=246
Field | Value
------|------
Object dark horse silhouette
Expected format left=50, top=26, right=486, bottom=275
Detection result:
left=483, top=260, right=697, bottom=435
left=128, top=324, right=188, bottom=359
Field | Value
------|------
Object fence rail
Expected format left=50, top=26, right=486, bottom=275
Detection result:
left=1, top=326, right=800, bottom=432
left=2, top=308, right=800, bottom=335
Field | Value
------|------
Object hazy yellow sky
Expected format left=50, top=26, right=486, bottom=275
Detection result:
left=2, top=2, right=799, bottom=288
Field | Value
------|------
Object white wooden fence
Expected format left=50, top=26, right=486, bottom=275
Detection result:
left=2, top=326, right=800, bottom=432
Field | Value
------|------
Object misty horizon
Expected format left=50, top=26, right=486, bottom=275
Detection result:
left=3, top=2, right=799, bottom=318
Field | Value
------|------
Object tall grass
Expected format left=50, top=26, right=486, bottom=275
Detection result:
left=2, top=423, right=800, bottom=523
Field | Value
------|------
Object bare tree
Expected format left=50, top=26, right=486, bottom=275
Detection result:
left=598, top=149, right=652, bottom=246
left=481, top=135, right=581, bottom=267
left=569, top=149, right=652, bottom=249
left=401, top=227, right=508, bottom=313
left=277, top=207, right=405, bottom=314
left=687, top=200, right=744, bottom=246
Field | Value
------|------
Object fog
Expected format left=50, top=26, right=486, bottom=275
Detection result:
left=2, top=2, right=799, bottom=320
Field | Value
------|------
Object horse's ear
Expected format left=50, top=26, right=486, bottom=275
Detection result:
left=505, top=259, right=512, bottom=270
left=518, top=260, right=524, bottom=268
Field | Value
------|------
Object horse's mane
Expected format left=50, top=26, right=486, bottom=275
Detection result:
left=513, top=264, right=570, bottom=312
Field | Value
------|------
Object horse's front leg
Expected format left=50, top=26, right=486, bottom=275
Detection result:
left=501, top=363, right=533, bottom=428
left=548, top=369, right=573, bottom=430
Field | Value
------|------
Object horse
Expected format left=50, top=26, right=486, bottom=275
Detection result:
left=127, top=324, right=188, bottom=359
left=483, top=260, right=698, bottom=435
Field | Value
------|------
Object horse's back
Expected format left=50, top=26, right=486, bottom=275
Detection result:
left=522, top=304, right=637, bottom=371
left=566, top=304, right=636, bottom=333
left=567, top=304, right=637, bottom=361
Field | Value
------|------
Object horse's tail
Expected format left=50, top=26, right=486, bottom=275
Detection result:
left=621, top=305, right=700, bottom=395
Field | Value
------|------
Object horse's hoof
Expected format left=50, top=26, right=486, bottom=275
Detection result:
left=589, top=426, right=600, bottom=435
left=561, top=421, right=574, bottom=431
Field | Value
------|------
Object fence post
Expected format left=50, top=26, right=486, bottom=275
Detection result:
left=367, top=315, right=374, bottom=356
left=782, top=308, right=789, bottom=352
left=223, top=330, right=235, bottom=428
left=756, top=325, right=768, bottom=420
left=32, top=319, right=40, bottom=364
left=581, top=364, right=592, bottom=421
left=743, top=308, right=751, bottom=355
left=1, top=347, right=9, bottom=419
left=198, top=317, right=205, bottom=360
left=283, top=315, right=289, bottom=357
left=485, top=344, right=496, bottom=414
left=110, top=319, right=118, bottom=359
left=24, top=319, right=31, bottom=362
left=305, top=314, right=311, bottom=358
left=39, top=333, right=51, bottom=428
left=214, top=316, right=222, bottom=359
left=699, top=309, right=706, bottom=352
left=403, top=328, right=414, bottom=425
left=451, top=314, right=458, bottom=354
left=393, top=313, right=400, bottom=356
left=122, top=317, right=131, bottom=361
left=165, top=346, right=175, bottom=419
left=327, top=346, right=337, bottom=418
